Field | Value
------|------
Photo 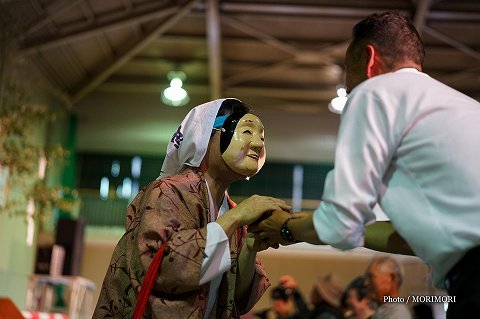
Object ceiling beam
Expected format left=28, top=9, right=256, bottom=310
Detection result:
left=221, top=16, right=347, bottom=86
left=413, top=0, right=432, bottom=34
left=224, top=58, right=296, bottom=86
left=222, top=15, right=300, bottom=56
left=97, top=81, right=335, bottom=102
left=71, top=0, right=200, bottom=104
left=435, top=65, right=480, bottom=83
left=139, top=35, right=475, bottom=64
left=427, top=10, right=480, bottom=22
left=218, top=2, right=480, bottom=23
left=424, top=26, right=480, bottom=62
left=227, top=86, right=335, bottom=101
left=24, top=0, right=85, bottom=37
left=207, top=0, right=222, bottom=99
left=149, top=35, right=349, bottom=55
left=219, top=17, right=299, bottom=87
left=219, top=2, right=409, bottom=18
left=20, top=4, right=179, bottom=55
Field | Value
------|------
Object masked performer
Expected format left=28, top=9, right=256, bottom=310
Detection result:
left=93, top=98, right=289, bottom=319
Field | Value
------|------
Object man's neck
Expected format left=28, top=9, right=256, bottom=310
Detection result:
left=391, top=62, right=422, bottom=72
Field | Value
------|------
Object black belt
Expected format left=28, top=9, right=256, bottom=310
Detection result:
left=445, top=245, right=480, bottom=294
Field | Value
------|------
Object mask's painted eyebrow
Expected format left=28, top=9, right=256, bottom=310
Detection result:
left=239, top=119, right=255, bottom=127
left=240, top=118, right=264, bottom=130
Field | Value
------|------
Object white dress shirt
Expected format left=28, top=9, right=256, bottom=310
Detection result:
left=313, top=68, right=480, bottom=287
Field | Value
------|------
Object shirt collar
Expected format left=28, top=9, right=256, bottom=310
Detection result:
left=394, top=67, right=429, bottom=77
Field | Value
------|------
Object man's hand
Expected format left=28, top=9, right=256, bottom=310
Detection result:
left=250, top=210, right=292, bottom=244
left=251, top=210, right=324, bottom=245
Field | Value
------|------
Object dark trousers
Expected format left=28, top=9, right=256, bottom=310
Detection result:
left=445, top=246, right=480, bottom=319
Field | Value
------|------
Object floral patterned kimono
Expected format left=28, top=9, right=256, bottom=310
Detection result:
left=93, top=168, right=270, bottom=318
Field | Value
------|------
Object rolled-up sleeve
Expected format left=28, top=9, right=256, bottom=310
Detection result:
left=314, top=88, right=401, bottom=249
left=313, top=201, right=367, bottom=249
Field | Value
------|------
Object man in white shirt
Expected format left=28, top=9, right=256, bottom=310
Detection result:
left=254, top=11, right=480, bottom=319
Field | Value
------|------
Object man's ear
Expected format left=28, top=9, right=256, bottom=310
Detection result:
left=365, top=44, right=382, bottom=79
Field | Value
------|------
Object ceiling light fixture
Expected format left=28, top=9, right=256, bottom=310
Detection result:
left=161, top=71, right=190, bottom=107
left=328, top=86, right=348, bottom=114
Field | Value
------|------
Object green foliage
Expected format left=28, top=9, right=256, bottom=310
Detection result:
left=0, top=96, right=78, bottom=220
left=0, top=9, right=79, bottom=222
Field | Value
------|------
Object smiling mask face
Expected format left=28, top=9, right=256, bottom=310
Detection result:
left=221, top=113, right=266, bottom=177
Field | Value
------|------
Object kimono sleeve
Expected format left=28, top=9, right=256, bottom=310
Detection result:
left=130, top=178, right=209, bottom=295
left=238, top=257, right=270, bottom=314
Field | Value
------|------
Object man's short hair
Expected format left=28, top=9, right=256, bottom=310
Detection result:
left=349, top=11, right=425, bottom=70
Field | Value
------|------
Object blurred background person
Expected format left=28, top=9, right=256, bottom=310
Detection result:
left=309, top=274, right=345, bottom=319
left=366, top=256, right=411, bottom=319
left=342, top=276, right=377, bottom=319
left=254, top=275, right=309, bottom=319
left=412, top=303, right=434, bottom=319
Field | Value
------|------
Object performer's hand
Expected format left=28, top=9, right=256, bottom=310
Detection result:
left=232, top=195, right=290, bottom=226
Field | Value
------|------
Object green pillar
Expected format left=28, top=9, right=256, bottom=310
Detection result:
left=58, top=114, right=77, bottom=219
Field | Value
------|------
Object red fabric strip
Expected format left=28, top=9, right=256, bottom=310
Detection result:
left=131, top=241, right=169, bottom=319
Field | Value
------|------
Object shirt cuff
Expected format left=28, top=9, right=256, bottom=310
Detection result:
left=199, top=222, right=231, bottom=285
left=313, top=201, right=365, bottom=250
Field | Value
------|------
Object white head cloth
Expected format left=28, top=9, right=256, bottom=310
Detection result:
left=159, top=98, right=229, bottom=179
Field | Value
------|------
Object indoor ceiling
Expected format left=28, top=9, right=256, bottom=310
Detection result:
left=3, top=0, right=480, bottom=163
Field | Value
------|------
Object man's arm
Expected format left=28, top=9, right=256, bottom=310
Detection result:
left=285, top=211, right=324, bottom=244
left=365, top=221, right=414, bottom=255
left=254, top=210, right=414, bottom=256
left=252, top=210, right=325, bottom=245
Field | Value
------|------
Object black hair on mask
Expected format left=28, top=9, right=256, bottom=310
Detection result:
left=220, top=111, right=247, bottom=154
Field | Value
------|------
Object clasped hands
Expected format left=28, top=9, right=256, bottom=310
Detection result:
left=249, top=209, right=294, bottom=249
left=231, top=195, right=301, bottom=251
